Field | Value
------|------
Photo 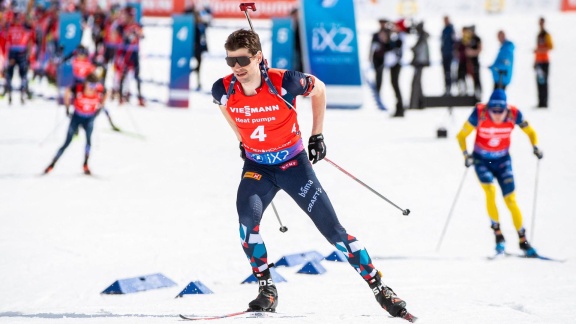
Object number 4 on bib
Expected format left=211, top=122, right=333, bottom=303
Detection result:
left=251, top=125, right=267, bottom=142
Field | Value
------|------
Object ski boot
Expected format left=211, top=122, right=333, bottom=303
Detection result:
left=368, top=271, right=408, bottom=318
left=247, top=268, right=278, bottom=312
left=44, top=158, right=58, bottom=174
left=138, top=96, right=146, bottom=107
left=491, top=223, right=506, bottom=254
left=518, top=229, right=538, bottom=258
left=83, top=154, right=91, bottom=175
left=44, top=163, right=55, bottom=174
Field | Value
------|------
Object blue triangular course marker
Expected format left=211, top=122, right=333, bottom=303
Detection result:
left=275, top=250, right=324, bottom=267
left=297, top=261, right=326, bottom=275
left=241, top=267, right=287, bottom=284
left=175, top=280, right=213, bottom=297
left=274, top=254, right=304, bottom=267
left=274, top=254, right=305, bottom=267
left=101, top=273, right=177, bottom=294
left=324, top=250, right=347, bottom=262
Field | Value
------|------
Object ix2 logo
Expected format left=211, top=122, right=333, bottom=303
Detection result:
left=311, top=24, right=354, bottom=53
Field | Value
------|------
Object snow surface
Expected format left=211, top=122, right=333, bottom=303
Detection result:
left=1, top=3, right=576, bottom=324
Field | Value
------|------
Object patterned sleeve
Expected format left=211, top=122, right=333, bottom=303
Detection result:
left=211, top=78, right=227, bottom=106
left=282, top=70, right=314, bottom=97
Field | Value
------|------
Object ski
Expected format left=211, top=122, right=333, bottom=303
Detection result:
left=179, top=311, right=248, bottom=321
left=104, top=128, right=146, bottom=140
left=178, top=311, right=280, bottom=321
left=486, top=252, right=507, bottom=260
left=488, top=252, right=565, bottom=263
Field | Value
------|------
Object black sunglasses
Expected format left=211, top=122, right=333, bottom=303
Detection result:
left=489, top=109, right=506, bottom=114
left=225, top=55, right=256, bottom=67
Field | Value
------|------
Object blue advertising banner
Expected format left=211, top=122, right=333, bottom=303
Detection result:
left=271, top=17, right=294, bottom=70
left=300, top=0, right=363, bottom=108
left=57, top=12, right=82, bottom=102
left=168, top=14, right=194, bottom=108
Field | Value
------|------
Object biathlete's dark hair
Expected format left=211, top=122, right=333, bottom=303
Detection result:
left=224, top=29, right=262, bottom=55
left=86, top=73, right=100, bottom=83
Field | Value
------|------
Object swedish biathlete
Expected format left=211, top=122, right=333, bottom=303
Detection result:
left=456, top=89, right=543, bottom=256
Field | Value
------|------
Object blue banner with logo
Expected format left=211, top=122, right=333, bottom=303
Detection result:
left=271, top=18, right=294, bottom=70
left=300, top=0, right=362, bottom=109
left=57, top=12, right=82, bottom=102
left=58, top=12, right=82, bottom=65
left=168, top=14, right=194, bottom=108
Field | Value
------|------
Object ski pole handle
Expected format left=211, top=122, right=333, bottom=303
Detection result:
left=239, top=3, right=256, bottom=31
left=239, top=3, right=256, bottom=12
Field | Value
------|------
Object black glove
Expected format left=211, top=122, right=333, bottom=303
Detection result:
left=65, top=106, right=70, bottom=117
left=308, top=134, right=326, bottom=164
left=533, top=146, right=543, bottom=159
left=464, top=152, right=474, bottom=168
left=239, top=142, right=246, bottom=161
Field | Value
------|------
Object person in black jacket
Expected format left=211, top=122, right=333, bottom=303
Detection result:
left=409, top=22, right=430, bottom=109
left=464, top=26, right=482, bottom=100
left=440, top=16, right=456, bottom=95
left=185, top=5, right=210, bottom=91
left=369, top=19, right=391, bottom=99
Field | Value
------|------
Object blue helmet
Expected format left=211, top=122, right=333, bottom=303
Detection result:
left=487, top=89, right=507, bottom=109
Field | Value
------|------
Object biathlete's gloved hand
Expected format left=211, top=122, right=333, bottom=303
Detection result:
left=65, top=106, right=70, bottom=117
left=239, top=142, right=246, bottom=161
left=463, top=151, right=474, bottom=168
left=533, top=146, right=544, bottom=159
left=308, top=134, right=326, bottom=164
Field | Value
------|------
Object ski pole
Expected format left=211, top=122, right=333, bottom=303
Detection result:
left=239, top=3, right=256, bottom=31
left=323, top=157, right=410, bottom=216
left=239, top=3, right=289, bottom=233
left=270, top=201, right=288, bottom=233
left=124, top=105, right=144, bottom=138
left=529, top=159, right=541, bottom=243
left=436, top=167, right=469, bottom=252
left=238, top=3, right=296, bottom=110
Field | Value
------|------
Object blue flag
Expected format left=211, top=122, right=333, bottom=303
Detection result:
left=168, top=14, right=194, bottom=108
left=271, top=17, right=294, bottom=70
left=57, top=12, right=82, bottom=103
